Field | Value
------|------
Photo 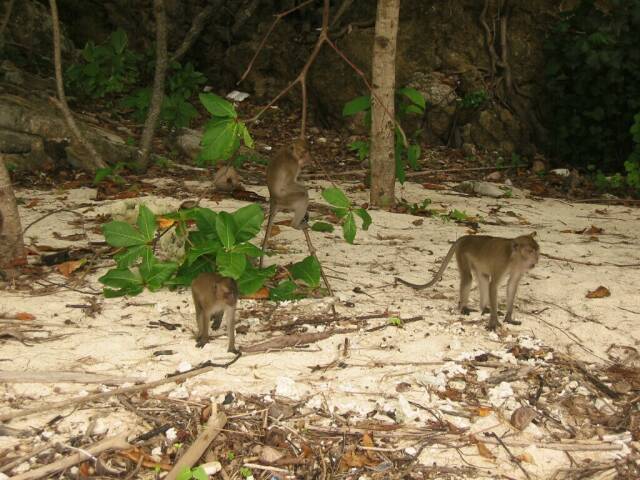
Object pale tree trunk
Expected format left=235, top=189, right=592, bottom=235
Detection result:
left=0, top=155, right=25, bottom=271
left=369, top=0, right=400, bottom=208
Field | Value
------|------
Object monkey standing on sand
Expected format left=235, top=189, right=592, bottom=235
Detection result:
left=191, top=272, right=238, bottom=352
left=396, top=233, right=540, bottom=330
left=259, top=138, right=311, bottom=268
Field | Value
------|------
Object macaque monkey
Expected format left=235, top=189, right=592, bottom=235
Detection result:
left=259, top=139, right=312, bottom=268
left=191, top=272, right=239, bottom=352
left=395, top=233, right=539, bottom=330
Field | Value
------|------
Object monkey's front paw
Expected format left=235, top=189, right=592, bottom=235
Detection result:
left=481, top=307, right=491, bottom=315
left=196, top=338, right=208, bottom=348
left=486, top=323, right=498, bottom=331
left=504, top=317, right=522, bottom=325
left=228, top=347, right=241, bottom=355
left=460, top=307, right=473, bottom=315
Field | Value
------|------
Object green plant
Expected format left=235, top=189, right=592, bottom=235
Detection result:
left=66, top=29, right=140, bottom=99
left=342, top=87, right=426, bottom=183
left=401, top=198, right=434, bottom=216
left=99, top=204, right=274, bottom=297
left=94, top=162, right=128, bottom=185
left=321, top=187, right=372, bottom=244
left=198, top=93, right=254, bottom=165
left=458, top=90, right=488, bottom=110
left=625, top=112, right=640, bottom=190
left=239, top=467, right=253, bottom=478
left=177, top=466, right=208, bottom=480
left=269, top=255, right=322, bottom=302
left=388, top=317, right=403, bottom=327
left=544, top=0, right=640, bottom=172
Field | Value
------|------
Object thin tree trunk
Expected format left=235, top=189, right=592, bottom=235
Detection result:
left=138, top=0, right=168, bottom=170
left=0, top=155, right=25, bottom=270
left=369, top=0, right=400, bottom=208
left=48, top=0, right=107, bottom=171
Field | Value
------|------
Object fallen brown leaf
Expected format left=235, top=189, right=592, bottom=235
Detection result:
left=476, top=441, right=496, bottom=461
left=242, top=287, right=269, bottom=300
left=14, top=312, right=36, bottom=321
left=56, top=259, right=86, bottom=277
left=422, top=182, right=447, bottom=190
left=586, top=286, right=611, bottom=299
left=156, top=217, right=175, bottom=229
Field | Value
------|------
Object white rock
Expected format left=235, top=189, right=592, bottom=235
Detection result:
left=201, top=461, right=223, bottom=474
left=165, top=427, right=177, bottom=442
left=169, top=385, right=189, bottom=399
left=177, top=361, right=192, bottom=373
left=488, top=382, right=514, bottom=406
left=275, top=376, right=304, bottom=400
left=550, top=168, right=570, bottom=177
left=226, top=90, right=250, bottom=102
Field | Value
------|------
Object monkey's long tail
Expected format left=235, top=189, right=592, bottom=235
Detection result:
left=394, top=240, right=460, bottom=290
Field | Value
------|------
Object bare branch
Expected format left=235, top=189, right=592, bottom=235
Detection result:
left=0, top=0, right=15, bottom=37
left=170, top=2, right=217, bottom=64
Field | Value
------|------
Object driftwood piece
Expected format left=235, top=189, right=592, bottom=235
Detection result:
left=165, top=406, right=227, bottom=480
left=243, top=329, right=354, bottom=353
left=10, top=433, right=131, bottom=480
left=0, top=370, right=144, bottom=385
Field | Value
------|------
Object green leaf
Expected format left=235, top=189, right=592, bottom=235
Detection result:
left=269, top=280, right=299, bottom=302
left=192, top=467, right=208, bottom=480
left=102, top=221, right=147, bottom=247
left=322, top=187, right=350, bottom=208
left=103, top=284, right=144, bottom=298
left=216, top=212, right=236, bottom=249
left=237, top=263, right=275, bottom=295
left=397, top=87, right=426, bottom=110
left=199, top=118, right=240, bottom=163
left=192, top=207, right=218, bottom=235
left=342, top=96, right=371, bottom=116
left=342, top=212, right=356, bottom=244
left=139, top=247, right=155, bottom=279
left=405, top=104, right=424, bottom=115
left=98, top=268, right=142, bottom=289
left=311, top=221, right=334, bottom=232
left=176, top=467, right=193, bottom=480
left=93, top=167, right=112, bottom=184
left=289, top=255, right=321, bottom=288
left=136, top=205, right=156, bottom=242
left=241, top=123, right=254, bottom=148
left=232, top=204, right=264, bottom=242
left=114, top=245, right=149, bottom=268
left=110, top=29, right=127, bottom=54
left=232, top=242, right=263, bottom=257
left=216, top=251, right=246, bottom=279
left=407, top=144, right=421, bottom=170
left=354, top=208, right=372, bottom=231
left=144, top=261, right=178, bottom=291
left=199, top=92, right=237, bottom=118
left=170, top=257, right=212, bottom=286
left=186, top=242, right=221, bottom=265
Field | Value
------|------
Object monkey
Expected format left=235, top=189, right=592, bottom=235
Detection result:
left=259, top=138, right=312, bottom=268
left=395, top=233, right=539, bottom=331
left=191, top=272, right=239, bottom=352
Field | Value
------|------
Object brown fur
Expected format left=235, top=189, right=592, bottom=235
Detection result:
left=395, top=233, right=539, bottom=330
left=191, top=272, right=238, bottom=352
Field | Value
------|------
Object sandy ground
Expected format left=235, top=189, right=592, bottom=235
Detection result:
left=1, top=177, right=639, bottom=479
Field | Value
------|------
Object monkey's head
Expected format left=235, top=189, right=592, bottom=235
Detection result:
left=291, top=138, right=312, bottom=166
left=512, top=232, right=539, bottom=270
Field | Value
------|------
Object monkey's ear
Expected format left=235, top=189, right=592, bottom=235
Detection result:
left=529, top=231, right=537, bottom=238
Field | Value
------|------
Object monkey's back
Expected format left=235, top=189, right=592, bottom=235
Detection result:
left=191, top=272, right=238, bottom=312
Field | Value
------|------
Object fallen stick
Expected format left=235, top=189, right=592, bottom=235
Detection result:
left=0, top=357, right=238, bottom=423
left=10, top=433, right=131, bottom=480
left=0, top=371, right=144, bottom=385
left=242, top=329, right=354, bottom=353
left=164, top=406, right=227, bottom=480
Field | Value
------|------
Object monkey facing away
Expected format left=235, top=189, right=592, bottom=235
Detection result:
left=259, top=139, right=311, bottom=268
left=191, top=272, right=238, bottom=352
left=395, top=233, right=539, bottom=330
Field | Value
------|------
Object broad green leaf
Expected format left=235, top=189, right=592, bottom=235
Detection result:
left=102, top=221, right=146, bottom=247
left=200, top=118, right=240, bottom=163
left=354, top=208, right=372, bottom=231
left=407, top=144, right=421, bottom=170
left=192, top=207, right=217, bottom=235
left=269, top=280, right=299, bottom=302
left=98, top=268, right=142, bottom=289
left=136, top=205, right=156, bottom=242
left=342, top=211, right=356, bottom=244
left=192, top=467, right=208, bottom=480
left=237, top=263, right=275, bottom=295
left=342, top=96, right=371, bottom=116
left=186, top=242, right=221, bottom=265
left=216, top=251, right=246, bottom=279
left=170, top=257, right=212, bottom=286
left=232, top=242, right=263, bottom=257
left=110, top=29, right=127, bottom=54
left=232, top=204, right=263, bottom=242
left=199, top=93, right=237, bottom=118
left=216, top=212, right=236, bottom=249
left=311, top=221, right=334, bottom=233
left=397, top=87, right=426, bottom=110
left=176, top=467, right=193, bottom=480
left=241, top=123, right=254, bottom=148
left=144, top=261, right=178, bottom=291
left=405, top=104, right=424, bottom=115
left=104, top=284, right=144, bottom=298
left=94, top=167, right=112, bottom=184
left=114, top=245, right=149, bottom=268
left=289, top=255, right=321, bottom=288
left=322, top=187, right=350, bottom=208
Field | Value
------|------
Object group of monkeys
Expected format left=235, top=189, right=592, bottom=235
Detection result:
left=190, top=139, right=541, bottom=353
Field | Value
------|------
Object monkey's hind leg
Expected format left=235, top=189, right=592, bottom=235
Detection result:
left=195, top=305, right=210, bottom=348
left=260, top=203, right=278, bottom=269
left=504, top=273, right=523, bottom=325
left=457, top=258, right=473, bottom=315
left=487, top=278, right=500, bottom=331
left=210, top=310, right=224, bottom=330
left=224, top=306, right=238, bottom=354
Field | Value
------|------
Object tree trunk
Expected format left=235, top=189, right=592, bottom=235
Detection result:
left=138, top=0, right=168, bottom=170
left=369, top=0, right=400, bottom=208
left=0, top=155, right=25, bottom=270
